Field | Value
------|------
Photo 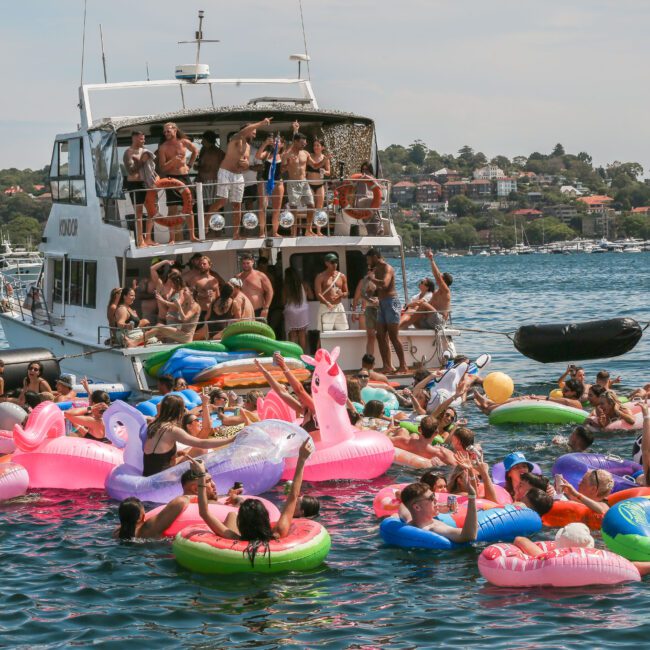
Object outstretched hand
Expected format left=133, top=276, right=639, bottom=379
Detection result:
left=298, top=437, right=315, bottom=461
left=425, top=249, right=434, bottom=260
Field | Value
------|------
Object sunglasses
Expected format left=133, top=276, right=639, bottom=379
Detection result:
left=357, top=374, right=369, bottom=379
left=187, top=417, right=199, bottom=425
left=413, top=493, right=437, bottom=506
left=29, top=367, right=40, bottom=372
left=593, top=470, right=600, bottom=491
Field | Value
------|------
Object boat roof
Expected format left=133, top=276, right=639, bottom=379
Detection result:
left=88, top=104, right=375, bottom=134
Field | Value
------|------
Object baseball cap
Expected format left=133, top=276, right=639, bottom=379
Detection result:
left=57, top=374, right=74, bottom=389
left=324, top=253, right=338, bottom=263
left=228, top=277, right=243, bottom=288
left=503, top=451, right=533, bottom=473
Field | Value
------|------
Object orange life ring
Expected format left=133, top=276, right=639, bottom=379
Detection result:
left=154, top=177, right=193, bottom=228
left=337, top=174, right=383, bottom=220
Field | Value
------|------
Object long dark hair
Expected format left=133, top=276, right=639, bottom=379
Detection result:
left=237, top=499, right=274, bottom=566
left=117, top=286, right=134, bottom=306
left=147, top=394, right=185, bottom=439
left=118, top=497, right=143, bottom=540
left=217, top=283, right=233, bottom=310
left=284, top=267, right=304, bottom=305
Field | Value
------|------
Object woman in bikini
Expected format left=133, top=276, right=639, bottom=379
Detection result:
left=306, top=139, right=330, bottom=236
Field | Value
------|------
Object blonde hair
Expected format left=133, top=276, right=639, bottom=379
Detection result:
left=555, top=522, right=594, bottom=549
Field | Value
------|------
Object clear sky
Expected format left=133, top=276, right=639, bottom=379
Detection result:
left=3, top=0, right=650, bottom=176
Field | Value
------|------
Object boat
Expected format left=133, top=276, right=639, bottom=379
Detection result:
left=0, top=237, right=43, bottom=298
left=0, top=13, right=457, bottom=393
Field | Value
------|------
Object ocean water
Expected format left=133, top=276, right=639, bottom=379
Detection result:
left=1, top=252, right=649, bottom=648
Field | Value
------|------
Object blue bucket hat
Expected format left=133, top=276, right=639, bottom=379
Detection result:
left=503, top=451, right=533, bottom=473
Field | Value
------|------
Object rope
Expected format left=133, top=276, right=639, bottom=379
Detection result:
left=452, top=326, right=515, bottom=340
left=56, top=346, right=117, bottom=363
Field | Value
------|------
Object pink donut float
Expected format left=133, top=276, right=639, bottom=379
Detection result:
left=265, top=347, right=394, bottom=481
left=478, top=541, right=641, bottom=587
left=146, top=496, right=282, bottom=537
left=603, top=400, right=650, bottom=431
left=373, top=482, right=513, bottom=518
left=0, top=462, right=29, bottom=500
left=11, top=402, right=123, bottom=490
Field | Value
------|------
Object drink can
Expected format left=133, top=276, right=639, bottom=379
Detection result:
left=447, top=495, right=458, bottom=513
left=272, top=351, right=280, bottom=366
left=283, top=480, right=293, bottom=495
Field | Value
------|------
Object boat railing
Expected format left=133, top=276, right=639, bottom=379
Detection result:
left=112, top=177, right=393, bottom=246
left=319, top=308, right=452, bottom=331
left=0, top=277, right=60, bottom=332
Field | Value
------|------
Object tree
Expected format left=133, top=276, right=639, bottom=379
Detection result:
left=408, top=140, right=428, bottom=166
left=551, top=143, right=565, bottom=157
left=444, top=222, right=478, bottom=249
left=577, top=151, right=592, bottom=164
left=512, top=156, right=528, bottom=168
left=5, top=215, right=42, bottom=246
left=448, top=195, right=476, bottom=218
left=491, top=155, right=510, bottom=172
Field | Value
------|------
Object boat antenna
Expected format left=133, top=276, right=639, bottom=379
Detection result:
left=146, top=61, right=150, bottom=81
left=99, top=24, right=108, bottom=83
left=80, top=0, right=88, bottom=86
left=178, top=9, right=220, bottom=83
left=298, top=0, right=311, bottom=80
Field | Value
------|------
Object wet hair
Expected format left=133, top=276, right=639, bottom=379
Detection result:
left=147, top=394, right=185, bottom=439
left=564, top=378, right=584, bottom=397
left=298, top=495, right=320, bottom=518
left=158, top=374, right=174, bottom=392
left=400, top=482, right=429, bottom=508
left=588, top=384, right=606, bottom=399
left=451, top=427, right=474, bottom=450
left=596, top=370, right=610, bottom=381
left=346, top=377, right=362, bottom=403
left=419, top=415, right=438, bottom=440
left=24, top=390, right=43, bottom=409
left=237, top=498, right=274, bottom=566
left=442, top=272, right=453, bottom=287
left=523, top=488, right=553, bottom=516
left=363, top=400, right=384, bottom=419
left=118, top=497, right=144, bottom=540
left=90, top=390, right=110, bottom=406
left=570, top=425, right=594, bottom=450
left=420, top=471, right=446, bottom=491
left=520, top=472, right=549, bottom=491
left=180, top=469, right=200, bottom=487
left=361, top=354, right=375, bottom=368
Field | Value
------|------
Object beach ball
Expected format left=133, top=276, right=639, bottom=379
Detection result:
left=242, top=212, right=259, bottom=230
left=209, top=214, right=225, bottom=231
left=483, top=372, right=514, bottom=403
left=279, top=210, right=295, bottom=229
left=314, top=210, right=329, bottom=228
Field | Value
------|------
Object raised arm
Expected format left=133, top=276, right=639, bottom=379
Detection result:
left=150, top=260, right=172, bottom=285
left=238, top=118, right=273, bottom=140
left=275, top=439, right=314, bottom=538
left=446, top=474, right=478, bottom=543
left=253, top=358, right=302, bottom=415
left=276, top=353, right=315, bottom=413
left=425, top=249, right=449, bottom=294
left=171, top=425, right=234, bottom=450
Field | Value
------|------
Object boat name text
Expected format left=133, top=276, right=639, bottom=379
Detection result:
left=59, top=218, right=78, bottom=237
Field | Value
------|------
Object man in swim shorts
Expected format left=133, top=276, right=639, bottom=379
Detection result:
left=366, top=248, right=407, bottom=374
left=401, top=472, right=479, bottom=542
left=314, top=253, right=349, bottom=332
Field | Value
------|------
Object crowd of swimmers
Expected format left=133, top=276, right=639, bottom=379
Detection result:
left=122, top=119, right=386, bottom=246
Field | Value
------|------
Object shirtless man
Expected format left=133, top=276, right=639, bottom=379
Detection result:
left=281, top=123, right=324, bottom=236
left=227, top=278, right=255, bottom=320
left=366, top=248, right=407, bottom=374
left=158, top=122, right=199, bottom=242
left=123, top=131, right=153, bottom=247
left=314, top=253, right=349, bottom=332
left=388, top=416, right=442, bottom=460
left=236, top=252, right=274, bottom=320
left=189, top=256, right=221, bottom=338
left=421, top=249, right=452, bottom=325
left=208, top=118, right=272, bottom=239
left=195, top=130, right=225, bottom=223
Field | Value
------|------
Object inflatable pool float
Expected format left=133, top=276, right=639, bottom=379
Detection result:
left=135, top=389, right=203, bottom=417
left=552, top=453, right=641, bottom=494
left=221, top=333, right=303, bottom=359
left=0, top=402, right=27, bottom=454
left=361, top=386, right=399, bottom=414
left=392, top=448, right=436, bottom=470
left=0, top=462, right=29, bottom=500
left=194, top=356, right=304, bottom=383
left=488, top=400, right=588, bottom=426
left=145, top=496, right=281, bottom=537
left=275, top=348, right=394, bottom=481
left=73, top=382, right=131, bottom=401
left=143, top=341, right=228, bottom=377
left=380, top=505, right=542, bottom=550
left=173, top=518, right=331, bottom=574
left=196, top=368, right=311, bottom=389
left=159, top=349, right=257, bottom=382
left=596, top=400, right=650, bottom=432
left=478, top=541, right=640, bottom=587
left=11, top=402, right=123, bottom=489
left=373, top=483, right=513, bottom=518
left=103, top=401, right=308, bottom=503
left=602, top=496, right=650, bottom=561
left=221, top=320, right=276, bottom=341
left=426, top=361, right=468, bottom=411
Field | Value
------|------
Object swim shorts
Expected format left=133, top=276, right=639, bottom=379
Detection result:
left=377, top=296, right=401, bottom=326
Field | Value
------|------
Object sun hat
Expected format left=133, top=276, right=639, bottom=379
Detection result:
left=503, top=451, right=533, bottom=473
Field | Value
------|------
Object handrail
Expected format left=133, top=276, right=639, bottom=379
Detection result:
left=318, top=307, right=452, bottom=331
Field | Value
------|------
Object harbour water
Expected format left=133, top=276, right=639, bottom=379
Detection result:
left=1, top=253, right=649, bottom=648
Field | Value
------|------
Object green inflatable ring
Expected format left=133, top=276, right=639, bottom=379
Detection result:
left=488, top=400, right=588, bottom=426
left=398, top=421, right=444, bottom=445
left=221, top=320, right=275, bottom=342
left=143, top=341, right=228, bottom=377
left=221, top=333, right=303, bottom=359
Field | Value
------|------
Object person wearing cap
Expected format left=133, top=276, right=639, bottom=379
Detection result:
left=314, top=253, right=349, bottom=332
left=503, top=451, right=535, bottom=499
left=53, top=375, right=77, bottom=403
left=227, top=278, right=255, bottom=321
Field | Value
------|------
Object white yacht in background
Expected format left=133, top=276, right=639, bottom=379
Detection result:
left=0, top=238, right=43, bottom=297
left=0, top=13, right=457, bottom=392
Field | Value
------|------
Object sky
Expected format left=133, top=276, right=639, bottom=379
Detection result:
left=3, top=0, right=650, bottom=176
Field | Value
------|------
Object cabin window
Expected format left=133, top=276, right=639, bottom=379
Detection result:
left=67, top=260, right=83, bottom=306
left=49, top=138, right=86, bottom=206
left=52, top=259, right=97, bottom=309
left=83, top=261, right=97, bottom=308
left=289, top=252, right=340, bottom=296
left=53, top=259, right=64, bottom=303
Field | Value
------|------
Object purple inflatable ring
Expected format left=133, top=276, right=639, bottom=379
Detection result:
left=552, top=453, right=641, bottom=494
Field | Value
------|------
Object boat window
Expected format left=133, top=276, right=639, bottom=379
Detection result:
left=89, top=129, right=123, bottom=199
left=68, top=260, right=83, bottom=306
left=53, top=259, right=64, bottom=303
left=345, top=250, right=367, bottom=296
left=83, top=261, right=97, bottom=309
left=52, top=259, right=97, bottom=309
left=289, top=252, right=339, bottom=297
left=49, top=138, right=86, bottom=206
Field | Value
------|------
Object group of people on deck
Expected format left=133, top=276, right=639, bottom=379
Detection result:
left=122, top=118, right=383, bottom=246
